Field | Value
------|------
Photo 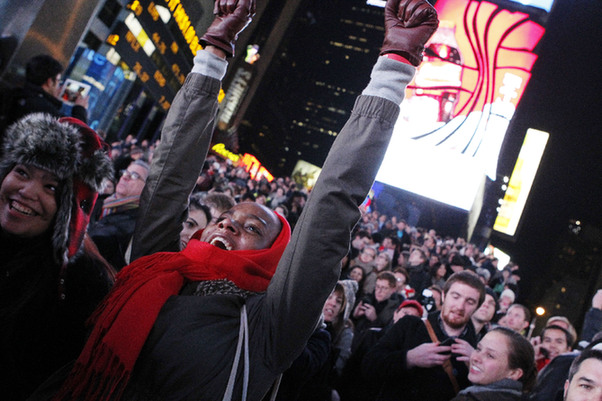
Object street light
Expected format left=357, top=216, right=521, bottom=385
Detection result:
left=528, top=306, right=546, bottom=339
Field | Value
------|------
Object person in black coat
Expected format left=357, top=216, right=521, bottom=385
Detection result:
left=0, top=113, right=114, bottom=400
left=5, top=55, right=88, bottom=127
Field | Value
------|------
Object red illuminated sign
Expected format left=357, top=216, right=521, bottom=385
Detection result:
left=376, top=0, right=547, bottom=210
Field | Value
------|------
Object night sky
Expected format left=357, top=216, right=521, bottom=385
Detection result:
left=490, top=0, right=602, bottom=302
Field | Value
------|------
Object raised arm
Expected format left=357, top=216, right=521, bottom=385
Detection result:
left=130, top=0, right=255, bottom=260
left=262, top=0, right=439, bottom=370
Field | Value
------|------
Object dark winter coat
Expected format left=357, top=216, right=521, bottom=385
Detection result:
left=6, top=82, right=87, bottom=125
left=0, top=232, right=113, bottom=400
left=87, top=200, right=139, bottom=270
left=362, top=311, right=478, bottom=401
left=117, top=55, right=413, bottom=400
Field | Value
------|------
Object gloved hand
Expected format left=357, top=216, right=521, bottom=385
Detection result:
left=380, top=0, right=439, bottom=66
left=200, top=0, right=256, bottom=57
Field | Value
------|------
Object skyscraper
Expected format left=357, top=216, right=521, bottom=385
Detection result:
left=237, top=0, right=386, bottom=176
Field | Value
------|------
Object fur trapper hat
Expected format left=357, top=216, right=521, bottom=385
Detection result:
left=339, top=279, right=358, bottom=321
left=0, top=113, right=113, bottom=265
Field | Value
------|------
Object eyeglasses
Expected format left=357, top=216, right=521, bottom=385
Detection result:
left=120, top=169, right=146, bottom=182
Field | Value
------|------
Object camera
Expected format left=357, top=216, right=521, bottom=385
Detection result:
left=420, top=288, right=436, bottom=312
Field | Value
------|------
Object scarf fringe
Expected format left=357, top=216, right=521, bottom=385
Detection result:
left=55, top=215, right=291, bottom=400
left=53, top=342, right=129, bottom=400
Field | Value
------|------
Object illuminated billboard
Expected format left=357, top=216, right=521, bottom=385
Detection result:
left=375, top=0, right=548, bottom=210
left=494, top=128, right=549, bottom=236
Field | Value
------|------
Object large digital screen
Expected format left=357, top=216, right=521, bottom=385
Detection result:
left=493, top=128, right=549, bottom=236
left=375, top=0, right=547, bottom=210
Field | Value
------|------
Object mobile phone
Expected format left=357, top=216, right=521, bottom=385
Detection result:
left=60, top=79, right=91, bottom=105
left=439, top=337, right=455, bottom=355
left=439, top=337, right=456, bottom=347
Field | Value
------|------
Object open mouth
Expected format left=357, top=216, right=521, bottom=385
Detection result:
left=470, top=365, right=482, bottom=374
left=210, top=237, right=233, bottom=251
left=10, top=200, right=37, bottom=216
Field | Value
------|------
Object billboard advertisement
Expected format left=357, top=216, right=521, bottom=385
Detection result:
left=375, top=0, right=549, bottom=210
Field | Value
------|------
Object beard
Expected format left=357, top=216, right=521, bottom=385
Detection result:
left=442, top=306, right=471, bottom=330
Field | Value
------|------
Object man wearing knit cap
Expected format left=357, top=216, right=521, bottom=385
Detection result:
left=393, top=299, right=424, bottom=323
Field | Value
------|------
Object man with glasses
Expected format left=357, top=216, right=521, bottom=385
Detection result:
left=353, top=271, right=402, bottom=335
left=88, top=160, right=150, bottom=270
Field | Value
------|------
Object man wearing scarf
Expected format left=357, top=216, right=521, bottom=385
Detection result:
left=52, top=0, right=439, bottom=400
left=87, top=160, right=150, bottom=270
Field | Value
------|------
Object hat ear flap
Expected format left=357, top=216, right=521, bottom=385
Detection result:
left=53, top=178, right=74, bottom=265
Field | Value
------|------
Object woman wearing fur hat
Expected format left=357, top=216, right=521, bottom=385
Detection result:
left=0, top=113, right=114, bottom=399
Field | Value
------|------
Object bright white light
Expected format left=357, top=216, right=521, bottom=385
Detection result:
left=366, top=0, right=386, bottom=7
left=512, top=0, right=555, bottom=12
left=376, top=135, right=483, bottom=211
left=155, top=5, right=171, bottom=23
left=106, top=48, right=121, bottom=65
left=125, top=13, right=156, bottom=57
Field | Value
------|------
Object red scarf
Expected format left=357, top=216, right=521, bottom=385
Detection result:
left=55, top=214, right=290, bottom=400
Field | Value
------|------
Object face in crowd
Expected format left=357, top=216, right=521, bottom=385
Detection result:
left=564, top=351, right=602, bottom=401
left=500, top=305, right=529, bottom=333
left=375, top=253, right=390, bottom=271
left=0, top=164, right=59, bottom=238
left=374, top=278, right=396, bottom=303
left=180, top=207, right=210, bottom=249
left=541, top=326, right=571, bottom=361
left=115, top=162, right=148, bottom=199
left=408, top=249, right=426, bottom=267
left=468, top=330, right=524, bottom=386
left=349, top=266, right=364, bottom=283
left=441, top=281, right=481, bottom=330
left=359, top=247, right=376, bottom=264
left=472, top=293, right=497, bottom=326
left=323, top=289, right=344, bottom=323
left=200, top=202, right=281, bottom=251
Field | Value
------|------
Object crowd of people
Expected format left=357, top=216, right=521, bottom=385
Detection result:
left=1, top=0, right=602, bottom=400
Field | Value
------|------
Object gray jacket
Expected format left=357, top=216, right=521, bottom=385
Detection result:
left=125, top=51, right=414, bottom=401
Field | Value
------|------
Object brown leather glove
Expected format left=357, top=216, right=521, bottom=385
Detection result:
left=380, top=0, right=439, bottom=66
left=200, top=0, right=256, bottom=57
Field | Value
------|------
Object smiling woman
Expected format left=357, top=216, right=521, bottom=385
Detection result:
left=0, top=113, right=115, bottom=399
left=0, top=164, right=58, bottom=237
left=451, top=327, right=537, bottom=401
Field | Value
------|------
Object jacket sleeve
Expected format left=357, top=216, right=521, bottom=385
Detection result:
left=71, top=105, right=88, bottom=123
left=361, top=315, right=423, bottom=381
left=261, top=57, right=415, bottom=371
left=580, top=307, right=602, bottom=343
left=130, top=51, right=226, bottom=260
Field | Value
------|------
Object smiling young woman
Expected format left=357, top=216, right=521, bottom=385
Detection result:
left=0, top=113, right=114, bottom=399
left=451, top=327, right=537, bottom=401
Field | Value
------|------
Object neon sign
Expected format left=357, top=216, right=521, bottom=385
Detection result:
left=211, top=144, right=274, bottom=182
left=376, top=0, right=547, bottom=211
left=165, top=0, right=202, bottom=55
